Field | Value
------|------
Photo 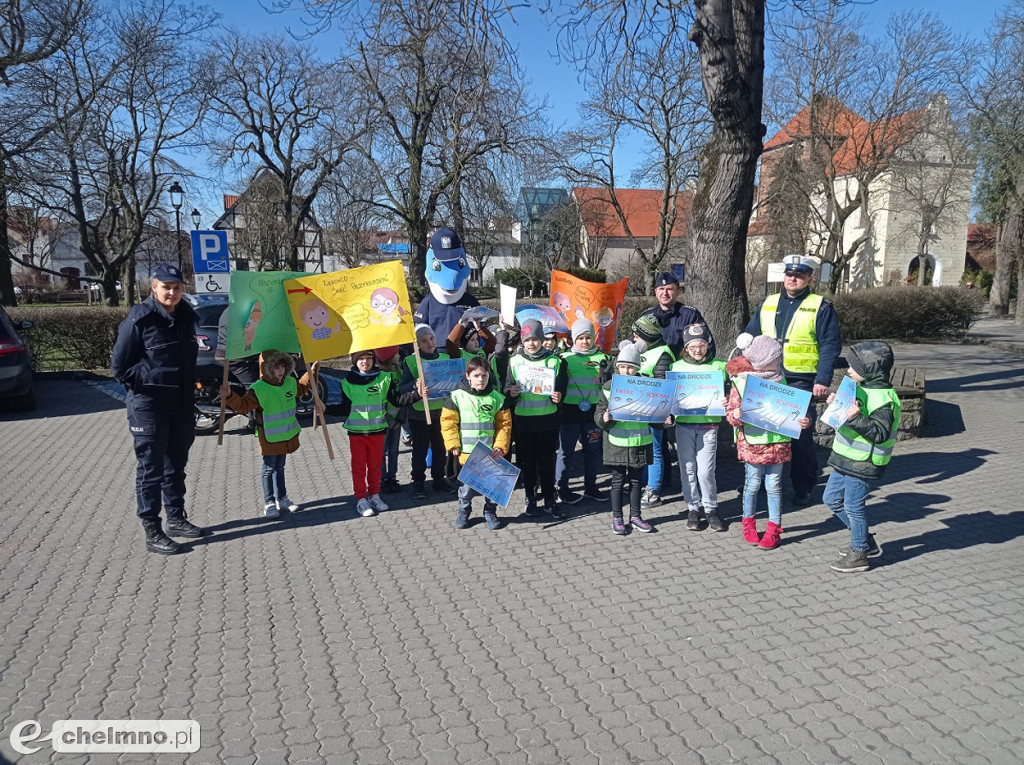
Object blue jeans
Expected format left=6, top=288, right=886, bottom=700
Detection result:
left=556, top=421, right=603, bottom=491
left=823, top=470, right=871, bottom=552
left=742, top=462, right=783, bottom=524
left=261, top=454, right=287, bottom=504
left=642, top=428, right=665, bottom=494
left=381, top=427, right=401, bottom=480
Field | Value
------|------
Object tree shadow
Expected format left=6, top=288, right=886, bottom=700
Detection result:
left=875, top=510, right=1024, bottom=566
left=883, top=447, right=994, bottom=485
left=784, top=491, right=952, bottom=546
left=922, top=399, right=966, bottom=437
left=925, top=365, right=1024, bottom=394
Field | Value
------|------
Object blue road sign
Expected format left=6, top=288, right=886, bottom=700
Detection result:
left=190, top=230, right=230, bottom=274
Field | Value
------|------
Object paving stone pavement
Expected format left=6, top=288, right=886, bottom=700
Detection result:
left=1, top=340, right=1022, bottom=764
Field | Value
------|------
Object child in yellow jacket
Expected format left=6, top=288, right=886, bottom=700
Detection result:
left=441, top=356, right=513, bottom=530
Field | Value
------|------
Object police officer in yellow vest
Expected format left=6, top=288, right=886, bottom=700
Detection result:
left=745, top=254, right=842, bottom=506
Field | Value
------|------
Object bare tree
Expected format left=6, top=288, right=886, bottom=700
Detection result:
left=317, top=165, right=387, bottom=270
left=969, top=3, right=1024, bottom=321
left=207, top=32, right=364, bottom=272
left=558, top=15, right=708, bottom=292
left=34, top=0, right=215, bottom=305
left=764, top=3, right=967, bottom=293
left=226, top=172, right=296, bottom=271
left=338, top=0, right=545, bottom=288
left=0, top=0, right=91, bottom=305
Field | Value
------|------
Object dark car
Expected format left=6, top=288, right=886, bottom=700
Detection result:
left=0, top=306, right=34, bottom=410
left=189, top=294, right=229, bottom=371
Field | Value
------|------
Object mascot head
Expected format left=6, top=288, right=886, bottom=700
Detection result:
left=426, top=227, right=470, bottom=305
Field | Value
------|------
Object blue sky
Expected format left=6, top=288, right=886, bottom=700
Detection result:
left=188, top=0, right=1005, bottom=224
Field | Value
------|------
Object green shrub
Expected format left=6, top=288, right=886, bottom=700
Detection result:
left=9, top=306, right=129, bottom=371
left=831, top=286, right=985, bottom=343
left=562, top=266, right=607, bottom=283
left=492, top=267, right=549, bottom=296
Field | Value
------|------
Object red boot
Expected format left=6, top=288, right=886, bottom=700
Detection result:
left=742, top=517, right=760, bottom=545
left=758, top=521, right=783, bottom=550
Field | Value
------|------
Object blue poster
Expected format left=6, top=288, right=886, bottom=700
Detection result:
left=738, top=376, right=812, bottom=439
left=667, top=370, right=726, bottom=417
left=516, top=305, right=569, bottom=334
left=607, top=374, right=676, bottom=423
left=423, top=357, right=466, bottom=401
left=821, top=376, right=858, bottom=431
left=459, top=443, right=521, bottom=507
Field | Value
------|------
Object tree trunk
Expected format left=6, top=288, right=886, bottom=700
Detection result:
left=991, top=211, right=1018, bottom=316
left=687, top=0, right=765, bottom=350
left=0, top=173, right=17, bottom=306
left=408, top=217, right=429, bottom=290
left=101, top=266, right=120, bottom=307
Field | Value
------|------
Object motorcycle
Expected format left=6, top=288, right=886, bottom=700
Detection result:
left=193, top=356, right=326, bottom=435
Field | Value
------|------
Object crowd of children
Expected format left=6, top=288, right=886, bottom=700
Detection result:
left=222, top=308, right=902, bottom=574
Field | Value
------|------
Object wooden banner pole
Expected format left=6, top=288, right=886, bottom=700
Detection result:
left=304, top=354, right=334, bottom=461
left=411, top=343, right=432, bottom=425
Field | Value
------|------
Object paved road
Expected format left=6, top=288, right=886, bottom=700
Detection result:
left=1, top=340, right=1022, bottom=764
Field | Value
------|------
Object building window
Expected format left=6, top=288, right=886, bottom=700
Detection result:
left=235, top=259, right=249, bottom=271
left=471, top=267, right=483, bottom=284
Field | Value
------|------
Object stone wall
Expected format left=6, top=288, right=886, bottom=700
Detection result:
left=813, top=364, right=925, bottom=448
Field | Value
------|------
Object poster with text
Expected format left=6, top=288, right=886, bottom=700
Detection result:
left=224, top=270, right=305, bottom=359
left=284, top=261, right=415, bottom=363
left=607, top=374, right=676, bottom=423
left=821, top=376, right=858, bottom=431
left=423, top=357, right=467, bottom=401
left=667, top=369, right=726, bottom=417
left=739, top=376, right=812, bottom=439
left=549, top=270, right=629, bottom=352
left=516, top=364, right=556, bottom=396
left=459, top=443, right=521, bottom=507
left=516, top=305, right=568, bottom=335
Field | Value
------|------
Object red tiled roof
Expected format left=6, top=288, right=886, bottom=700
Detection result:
left=966, top=223, right=997, bottom=271
left=764, top=99, right=864, bottom=151
left=830, top=107, right=926, bottom=176
left=573, top=188, right=693, bottom=239
left=223, top=195, right=238, bottom=210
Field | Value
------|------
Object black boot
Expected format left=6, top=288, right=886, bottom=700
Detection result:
left=165, top=513, right=207, bottom=538
left=142, top=519, right=183, bottom=555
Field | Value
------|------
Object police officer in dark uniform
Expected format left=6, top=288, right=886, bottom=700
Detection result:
left=640, top=271, right=716, bottom=359
left=112, top=264, right=208, bottom=554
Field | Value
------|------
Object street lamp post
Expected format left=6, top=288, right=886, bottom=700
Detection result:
left=191, top=208, right=201, bottom=230
left=169, top=181, right=184, bottom=272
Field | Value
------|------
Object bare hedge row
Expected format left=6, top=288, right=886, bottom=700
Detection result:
left=9, top=286, right=983, bottom=371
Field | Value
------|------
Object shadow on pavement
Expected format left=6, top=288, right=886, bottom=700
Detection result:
left=922, top=399, right=967, bottom=437
left=874, top=510, right=1024, bottom=566
left=926, top=365, right=1024, bottom=394
left=885, top=447, right=994, bottom=485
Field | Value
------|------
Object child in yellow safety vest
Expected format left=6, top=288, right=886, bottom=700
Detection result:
left=725, top=334, right=811, bottom=550
left=440, top=356, right=513, bottom=530
left=220, top=350, right=322, bottom=519
left=823, top=341, right=900, bottom=574
left=593, top=341, right=670, bottom=536
left=337, top=349, right=420, bottom=518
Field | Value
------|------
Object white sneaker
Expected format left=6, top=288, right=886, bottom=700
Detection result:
left=356, top=498, right=375, bottom=517
left=369, top=494, right=389, bottom=512
left=277, top=496, right=300, bottom=512
left=263, top=502, right=281, bottom=519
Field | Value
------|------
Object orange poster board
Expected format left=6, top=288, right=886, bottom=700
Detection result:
left=549, top=270, right=629, bottom=352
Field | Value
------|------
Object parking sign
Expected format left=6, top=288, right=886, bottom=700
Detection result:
left=190, top=230, right=230, bottom=274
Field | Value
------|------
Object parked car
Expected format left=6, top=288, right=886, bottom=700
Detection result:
left=0, top=306, right=34, bottom=411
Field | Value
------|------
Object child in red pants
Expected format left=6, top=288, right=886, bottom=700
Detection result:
left=338, top=349, right=417, bottom=516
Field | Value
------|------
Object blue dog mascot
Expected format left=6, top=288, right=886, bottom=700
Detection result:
left=413, top=227, right=481, bottom=341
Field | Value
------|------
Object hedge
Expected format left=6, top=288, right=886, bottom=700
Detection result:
left=830, top=286, right=985, bottom=343
left=9, top=306, right=129, bottom=372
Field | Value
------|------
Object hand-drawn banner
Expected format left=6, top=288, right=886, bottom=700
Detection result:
left=458, top=443, right=521, bottom=507
left=284, top=261, right=415, bottom=362
left=607, top=374, right=676, bottom=423
left=821, top=376, right=858, bottom=431
left=739, top=376, right=812, bottom=439
left=423, top=357, right=467, bottom=401
left=549, top=270, right=629, bottom=352
left=667, top=369, right=726, bottom=417
left=224, top=270, right=305, bottom=359
left=517, top=364, right=556, bottom=396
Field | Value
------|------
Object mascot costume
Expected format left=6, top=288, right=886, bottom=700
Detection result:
left=413, top=227, right=481, bottom=341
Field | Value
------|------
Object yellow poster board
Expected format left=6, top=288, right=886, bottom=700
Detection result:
left=284, top=261, right=415, bottom=362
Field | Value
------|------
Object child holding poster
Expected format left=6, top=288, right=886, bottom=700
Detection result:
left=823, top=341, right=900, bottom=573
left=440, top=356, right=513, bottom=530
left=725, top=334, right=811, bottom=550
left=400, top=325, right=457, bottom=500
left=376, top=346, right=405, bottom=494
left=594, top=342, right=669, bottom=535
left=557, top=318, right=610, bottom=503
left=220, top=351, right=322, bottom=519
left=670, top=324, right=729, bottom=532
left=445, top=316, right=496, bottom=361
left=503, top=319, right=567, bottom=518
left=336, top=349, right=419, bottom=517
